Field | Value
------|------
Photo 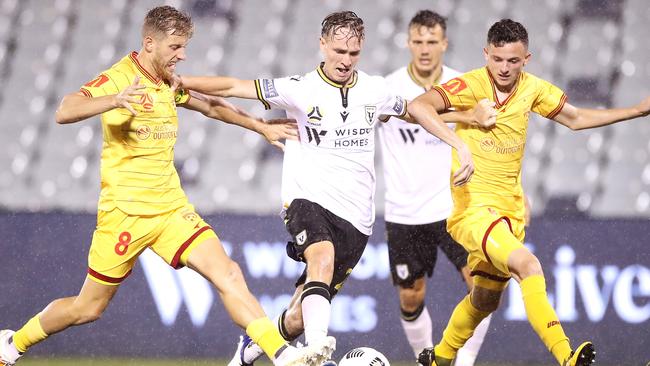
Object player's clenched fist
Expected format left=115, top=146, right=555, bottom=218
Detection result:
left=113, top=75, right=146, bottom=115
left=473, top=98, right=497, bottom=128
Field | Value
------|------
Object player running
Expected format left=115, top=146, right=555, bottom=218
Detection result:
left=411, top=19, right=650, bottom=366
left=0, top=6, right=333, bottom=366
left=173, top=11, right=495, bottom=366
left=378, top=10, right=492, bottom=365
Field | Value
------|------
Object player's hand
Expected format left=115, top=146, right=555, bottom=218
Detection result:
left=635, top=96, right=650, bottom=116
left=113, top=75, right=145, bottom=115
left=260, top=118, right=299, bottom=150
left=169, top=73, right=183, bottom=93
left=473, top=98, right=497, bottom=128
left=453, top=144, right=474, bottom=186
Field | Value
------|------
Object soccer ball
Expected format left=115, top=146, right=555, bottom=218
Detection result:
left=339, top=347, right=390, bottom=366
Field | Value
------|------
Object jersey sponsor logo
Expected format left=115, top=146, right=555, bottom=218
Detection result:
left=398, top=128, right=419, bottom=143
left=392, top=96, right=405, bottom=115
left=151, top=124, right=178, bottom=140
left=261, top=79, right=278, bottom=99
left=296, top=230, right=307, bottom=245
left=441, top=77, right=467, bottom=95
left=305, top=126, right=327, bottom=145
left=396, top=264, right=409, bottom=280
left=480, top=137, right=524, bottom=154
left=365, top=105, right=377, bottom=126
left=307, top=106, right=324, bottom=125
left=84, top=74, right=109, bottom=88
left=136, top=125, right=151, bottom=140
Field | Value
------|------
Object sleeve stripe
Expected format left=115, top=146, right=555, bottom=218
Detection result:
left=254, top=79, right=271, bottom=110
left=79, top=88, right=93, bottom=97
left=432, top=86, right=451, bottom=110
left=547, top=93, right=568, bottom=120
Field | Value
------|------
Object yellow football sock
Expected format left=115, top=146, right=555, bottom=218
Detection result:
left=520, top=275, right=572, bottom=364
left=246, top=317, right=287, bottom=360
left=12, top=314, right=48, bottom=353
left=435, top=294, right=490, bottom=362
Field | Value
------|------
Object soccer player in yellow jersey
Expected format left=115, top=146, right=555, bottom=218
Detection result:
left=409, top=19, right=650, bottom=366
left=0, top=6, right=334, bottom=366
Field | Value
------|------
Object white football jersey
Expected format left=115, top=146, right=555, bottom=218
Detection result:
left=257, top=65, right=408, bottom=235
left=378, top=64, right=462, bottom=225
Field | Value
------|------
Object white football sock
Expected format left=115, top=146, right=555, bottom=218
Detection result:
left=302, top=293, right=331, bottom=345
left=400, top=306, right=433, bottom=359
left=454, top=313, right=492, bottom=366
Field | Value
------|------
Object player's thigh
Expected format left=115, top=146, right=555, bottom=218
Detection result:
left=285, top=198, right=335, bottom=261
left=447, top=207, right=523, bottom=275
left=470, top=282, right=504, bottom=312
left=329, top=213, right=368, bottom=295
left=150, top=204, right=218, bottom=269
left=87, top=208, right=156, bottom=286
left=435, top=219, right=468, bottom=271
left=386, top=222, right=437, bottom=288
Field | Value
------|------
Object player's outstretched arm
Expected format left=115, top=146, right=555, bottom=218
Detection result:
left=55, top=76, right=145, bottom=124
left=553, top=96, right=650, bottom=130
left=177, top=75, right=258, bottom=99
left=409, top=93, right=474, bottom=186
left=181, top=91, right=298, bottom=150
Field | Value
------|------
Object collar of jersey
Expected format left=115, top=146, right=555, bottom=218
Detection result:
left=485, top=66, right=521, bottom=108
left=407, top=63, right=441, bottom=91
left=129, top=51, right=163, bottom=86
left=317, top=63, right=358, bottom=89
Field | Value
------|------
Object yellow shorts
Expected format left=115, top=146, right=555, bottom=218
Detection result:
left=87, top=204, right=217, bottom=285
left=447, top=206, right=526, bottom=291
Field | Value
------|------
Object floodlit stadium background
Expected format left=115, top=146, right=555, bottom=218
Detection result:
left=0, top=0, right=648, bottom=365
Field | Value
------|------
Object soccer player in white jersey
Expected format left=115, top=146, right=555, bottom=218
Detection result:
left=174, top=11, right=493, bottom=365
left=377, top=11, right=492, bottom=365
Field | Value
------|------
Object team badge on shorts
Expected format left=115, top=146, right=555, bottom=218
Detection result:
left=396, top=264, right=409, bottom=280
left=296, top=230, right=307, bottom=245
left=364, top=105, right=377, bottom=126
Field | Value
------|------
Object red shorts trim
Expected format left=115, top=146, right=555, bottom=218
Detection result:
left=481, top=216, right=513, bottom=265
left=87, top=267, right=132, bottom=284
left=171, top=226, right=213, bottom=269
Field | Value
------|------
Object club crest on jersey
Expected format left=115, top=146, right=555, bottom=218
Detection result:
left=307, top=106, right=324, bottom=125
left=364, top=105, right=377, bottom=126
left=396, top=264, right=409, bottom=280
left=296, top=230, right=307, bottom=245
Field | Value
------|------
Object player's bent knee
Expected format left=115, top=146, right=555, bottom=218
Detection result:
left=470, top=287, right=502, bottom=313
left=508, top=248, right=543, bottom=281
left=398, top=285, right=425, bottom=312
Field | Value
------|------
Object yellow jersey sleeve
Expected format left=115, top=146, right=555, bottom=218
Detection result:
left=531, top=78, right=567, bottom=120
left=79, top=72, right=120, bottom=98
left=174, top=88, right=191, bottom=105
left=432, top=76, right=477, bottom=111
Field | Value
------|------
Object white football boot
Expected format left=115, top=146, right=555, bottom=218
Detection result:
left=0, top=330, right=21, bottom=366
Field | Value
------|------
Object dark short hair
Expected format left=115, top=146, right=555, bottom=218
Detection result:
left=409, top=10, right=447, bottom=35
left=321, top=11, right=365, bottom=41
left=487, top=19, right=528, bottom=47
left=142, top=5, right=194, bottom=39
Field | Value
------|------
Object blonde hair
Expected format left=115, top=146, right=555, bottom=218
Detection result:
left=142, top=5, right=194, bottom=39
